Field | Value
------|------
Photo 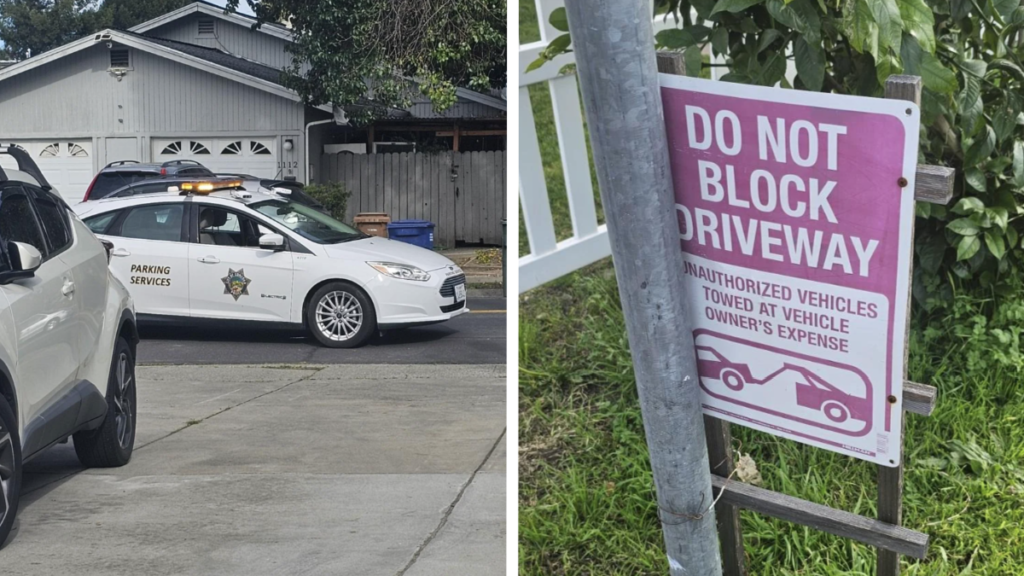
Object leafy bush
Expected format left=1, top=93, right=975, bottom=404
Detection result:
left=533, top=0, right=1024, bottom=297
left=303, top=181, right=352, bottom=222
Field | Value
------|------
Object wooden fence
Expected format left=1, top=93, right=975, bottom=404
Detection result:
left=320, top=151, right=506, bottom=248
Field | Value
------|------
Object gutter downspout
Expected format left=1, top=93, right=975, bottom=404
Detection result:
left=304, top=118, right=334, bottom=183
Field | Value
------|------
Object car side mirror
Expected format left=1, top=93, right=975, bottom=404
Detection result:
left=259, top=233, right=286, bottom=251
left=0, top=242, right=43, bottom=285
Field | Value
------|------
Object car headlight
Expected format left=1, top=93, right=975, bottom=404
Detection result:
left=367, top=262, right=431, bottom=282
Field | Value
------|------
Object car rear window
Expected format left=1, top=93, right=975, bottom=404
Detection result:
left=90, top=172, right=161, bottom=200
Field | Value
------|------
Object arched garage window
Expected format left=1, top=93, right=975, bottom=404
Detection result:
left=161, top=141, right=182, bottom=155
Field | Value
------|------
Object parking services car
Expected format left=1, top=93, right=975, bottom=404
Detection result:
left=0, top=145, right=139, bottom=547
left=73, top=178, right=469, bottom=348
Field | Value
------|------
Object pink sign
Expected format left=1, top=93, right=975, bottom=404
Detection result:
left=660, top=76, right=919, bottom=466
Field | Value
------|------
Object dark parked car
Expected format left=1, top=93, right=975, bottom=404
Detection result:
left=82, top=160, right=215, bottom=201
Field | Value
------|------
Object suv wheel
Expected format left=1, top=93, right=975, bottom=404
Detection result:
left=0, top=395, right=21, bottom=548
left=307, top=282, right=376, bottom=348
left=73, top=337, right=136, bottom=467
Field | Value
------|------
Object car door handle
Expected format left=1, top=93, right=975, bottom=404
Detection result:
left=198, top=256, right=220, bottom=264
left=110, top=247, right=131, bottom=257
left=62, top=280, right=75, bottom=297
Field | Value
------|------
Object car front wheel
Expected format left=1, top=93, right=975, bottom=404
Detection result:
left=73, top=337, right=137, bottom=468
left=0, top=395, right=21, bottom=549
left=307, top=282, right=377, bottom=348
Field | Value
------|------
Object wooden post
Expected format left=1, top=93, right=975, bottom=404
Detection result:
left=878, top=75, right=922, bottom=576
left=453, top=124, right=461, bottom=152
left=657, top=50, right=746, bottom=576
left=366, top=125, right=375, bottom=154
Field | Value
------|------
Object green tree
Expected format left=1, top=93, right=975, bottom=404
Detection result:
left=0, top=0, right=191, bottom=60
left=225, top=0, right=506, bottom=120
left=0, top=0, right=94, bottom=59
left=93, top=0, right=192, bottom=31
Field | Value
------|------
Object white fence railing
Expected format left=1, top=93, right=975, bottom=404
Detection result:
left=519, top=0, right=608, bottom=293
left=518, top=1, right=793, bottom=293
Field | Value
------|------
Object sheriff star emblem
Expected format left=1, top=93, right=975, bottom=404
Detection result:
left=221, top=268, right=251, bottom=301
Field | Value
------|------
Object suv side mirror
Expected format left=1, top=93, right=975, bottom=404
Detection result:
left=0, top=242, right=43, bottom=285
left=259, top=233, right=286, bottom=251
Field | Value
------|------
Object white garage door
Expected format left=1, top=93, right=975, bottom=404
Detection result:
left=152, top=138, right=279, bottom=179
left=0, top=141, right=94, bottom=203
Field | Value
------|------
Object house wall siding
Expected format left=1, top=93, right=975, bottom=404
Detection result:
left=0, top=45, right=305, bottom=136
left=146, top=14, right=294, bottom=70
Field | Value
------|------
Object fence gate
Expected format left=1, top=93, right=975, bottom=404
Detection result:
left=321, top=151, right=506, bottom=249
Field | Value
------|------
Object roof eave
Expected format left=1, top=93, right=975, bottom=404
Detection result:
left=0, top=30, right=324, bottom=111
left=129, top=2, right=293, bottom=42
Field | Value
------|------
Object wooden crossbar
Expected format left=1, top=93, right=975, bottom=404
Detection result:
left=710, top=476, right=930, bottom=558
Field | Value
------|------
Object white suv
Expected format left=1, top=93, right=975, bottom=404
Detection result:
left=0, top=145, right=138, bottom=547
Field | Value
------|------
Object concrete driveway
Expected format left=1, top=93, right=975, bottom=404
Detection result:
left=3, top=364, right=506, bottom=575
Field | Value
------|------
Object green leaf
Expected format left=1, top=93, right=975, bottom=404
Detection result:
left=711, top=27, right=730, bottom=56
left=917, top=235, right=946, bottom=273
left=750, top=51, right=788, bottom=86
left=966, top=168, right=987, bottom=192
left=985, top=230, right=1007, bottom=259
left=993, top=104, right=1019, bottom=143
left=870, top=0, right=903, bottom=54
left=757, top=29, right=784, bottom=53
left=1007, top=226, right=1019, bottom=250
left=961, top=59, right=987, bottom=78
left=957, top=235, right=982, bottom=260
left=525, top=57, right=547, bottom=73
left=964, top=126, right=995, bottom=166
left=898, top=0, right=935, bottom=53
left=844, top=0, right=879, bottom=59
left=711, top=0, right=764, bottom=14
left=900, top=35, right=958, bottom=94
left=549, top=7, right=569, bottom=32
left=692, top=0, right=719, bottom=18
left=767, top=0, right=821, bottom=42
left=546, top=34, right=572, bottom=55
left=987, top=207, right=1009, bottom=231
left=656, top=27, right=710, bottom=49
left=990, top=58, right=1024, bottom=81
left=875, top=50, right=902, bottom=87
left=992, top=0, right=1017, bottom=20
left=949, top=217, right=981, bottom=236
left=684, top=45, right=703, bottom=78
left=952, top=197, right=986, bottom=215
left=794, top=37, right=825, bottom=91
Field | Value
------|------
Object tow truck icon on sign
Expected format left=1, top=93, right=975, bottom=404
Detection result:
left=694, top=330, right=874, bottom=435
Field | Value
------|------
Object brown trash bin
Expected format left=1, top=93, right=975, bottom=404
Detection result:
left=354, top=212, right=391, bottom=238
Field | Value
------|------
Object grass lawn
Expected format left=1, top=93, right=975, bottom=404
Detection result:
left=519, top=5, right=1024, bottom=576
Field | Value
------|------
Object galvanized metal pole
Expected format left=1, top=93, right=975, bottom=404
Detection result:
left=562, top=1, right=723, bottom=574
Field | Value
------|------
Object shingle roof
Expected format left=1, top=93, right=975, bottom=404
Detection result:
left=123, top=31, right=287, bottom=87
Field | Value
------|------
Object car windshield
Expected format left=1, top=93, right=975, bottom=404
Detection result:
left=250, top=200, right=364, bottom=244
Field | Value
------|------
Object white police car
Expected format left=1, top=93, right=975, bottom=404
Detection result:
left=72, top=179, right=468, bottom=348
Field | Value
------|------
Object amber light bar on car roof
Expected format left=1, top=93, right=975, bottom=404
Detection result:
left=179, top=180, right=244, bottom=194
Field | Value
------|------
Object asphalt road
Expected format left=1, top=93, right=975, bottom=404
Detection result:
left=136, top=297, right=506, bottom=365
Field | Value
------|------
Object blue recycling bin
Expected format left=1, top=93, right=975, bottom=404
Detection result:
left=386, top=219, right=435, bottom=249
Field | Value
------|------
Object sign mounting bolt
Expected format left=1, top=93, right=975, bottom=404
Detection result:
left=897, top=177, right=908, bottom=187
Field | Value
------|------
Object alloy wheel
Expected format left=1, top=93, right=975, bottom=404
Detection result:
left=0, top=429, right=14, bottom=525
left=315, top=291, right=364, bottom=342
left=113, top=352, right=134, bottom=449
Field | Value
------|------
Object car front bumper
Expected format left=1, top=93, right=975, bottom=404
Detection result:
left=368, top=270, right=471, bottom=327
